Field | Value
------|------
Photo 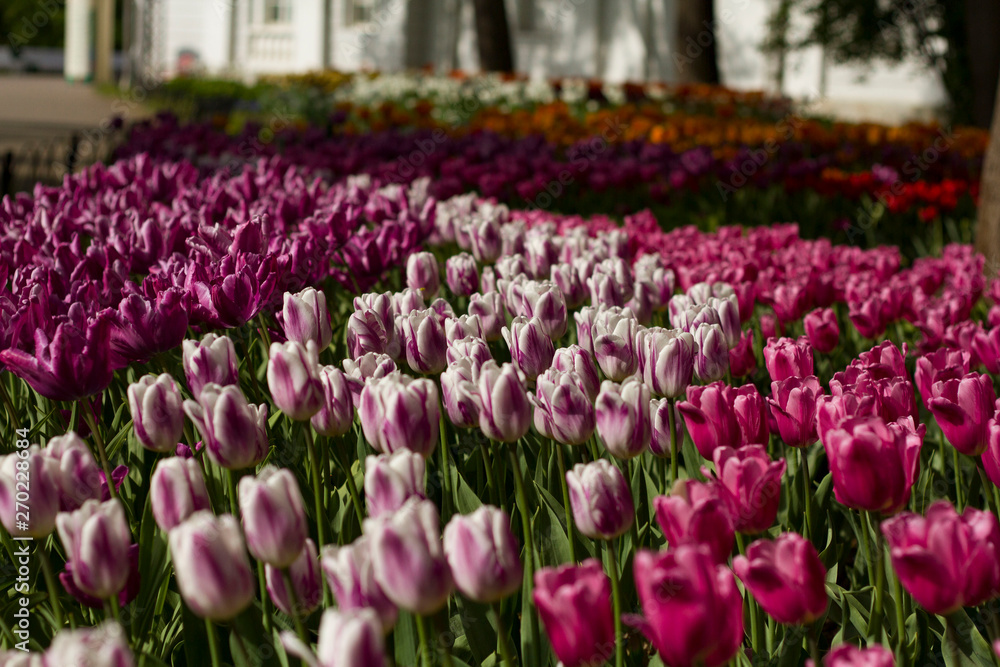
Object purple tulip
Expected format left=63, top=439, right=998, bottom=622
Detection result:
left=238, top=466, right=309, bottom=568
left=445, top=314, right=485, bottom=343
left=56, top=499, right=131, bottom=600
left=764, top=336, right=815, bottom=382
left=804, top=308, right=840, bottom=354
left=595, top=378, right=651, bottom=459
left=654, top=479, right=735, bottom=564
left=533, top=559, right=615, bottom=667
left=928, top=372, right=996, bottom=456
left=110, top=289, right=189, bottom=368
left=169, top=511, right=255, bottom=620
left=266, top=538, right=322, bottom=616
left=184, top=384, right=269, bottom=470
left=518, top=280, right=569, bottom=340
left=768, top=376, right=824, bottom=447
left=649, top=398, right=684, bottom=458
left=282, top=287, right=333, bottom=350
left=551, top=345, right=601, bottom=402
left=268, top=341, right=324, bottom=420
left=678, top=382, right=740, bottom=459
left=127, top=374, right=184, bottom=453
left=591, top=307, right=639, bottom=381
left=440, top=359, right=482, bottom=429
left=44, top=623, right=134, bottom=667
left=360, top=373, right=440, bottom=456
left=368, top=498, right=453, bottom=614
left=478, top=361, right=532, bottom=443
left=551, top=262, right=588, bottom=309
left=150, top=457, right=211, bottom=533
left=398, top=308, right=448, bottom=374
left=446, top=252, right=479, bottom=297
left=502, top=316, right=555, bottom=381
left=468, top=291, right=505, bottom=341
left=444, top=505, right=523, bottom=603
left=0, top=447, right=60, bottom=538
left=446, top=335, right=492, bottom=367
left=406, top=252, right=440, bottom=298
left=469, top=217, right=503, bottom=263
left=693, top=323, right=729, bottom=383
left=311, top=365, right=355, bottom=437
left=566, top=459, right=635, bottom=540
left=532, top=369, right=597, bottom=446
left=283, top=608, right=387, bottom=667
left=43, top=432, right=102, bottom=511
left=182, top=334, right=238, bottom=398
left=914, top=347, right=970, bottom=409
left=639, top=327, right=696, bottom=398
left=733, top=532, right=828, bottom=625
left=365, top=451, right=426, bottom=519
left=574, top=306, right=599, bottom=356
left=321, top=536, right=398, bottom=630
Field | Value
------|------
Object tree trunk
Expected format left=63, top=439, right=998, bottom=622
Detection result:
left=675, top=0, right=720, bottom=84
left=975, top=79, right=1000, bottom=273
left=964, top=0, right=1000, bottom=127
left=472, top=0, right=514, bottom=73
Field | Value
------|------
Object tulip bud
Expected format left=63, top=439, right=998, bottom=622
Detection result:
left=127, top=374, right=184, bottom=453
left=693, top=323, right=729, bottom=382
left=590, top=307, right=639, bottom=381
left=574, top=306, right=599, bottom=356
left=928, top=372, right=996, bottom=455
left=649, top=398, right=683, bottom=458
left=182, top=334, right=238, bottom=397
left=238, top=466, right=309, bottom=568
left=282, top=287, right=333, bottom=349
left=566, top=459, right=635, bottom=540
left=533, top=559, right=615, bottom=667
left=321, top=537, right=398, bottom=630
left=707, top=296, right=741, bottom=348
left=804, top=308, right=839, bottom=354
left=446, top=252, right=479, bottom=297
left=283, top=608, right=387, bottom=667
left=654, top=479, right=734, bottom=564
left=43, top=432, right=102, bottom=511
left=347, top=309, right=394, bottom=359
left=710, top=446, right=785, bottom=533
left=184, top=384, right=269, bottom=470
left=551, top=262, right=588, bottom=309
left=441, top=359, right=482, bottom=429
left=480, top=266, right=498, bottom=294
left=446, top=335, right=492, bottom=367
left=768, top=376, right=824, bottom=448
left=268, top=341, right=324, bottom=420
left=445, top=314, right=485, bottom=343
left=150, top=457, right=211, bottom=532
left=627, top=280, right=657, bottom=325
left=0, top=447, right=60, bottom=538
left=675, top=302, right=720, bottom=332
left=169, top=511, right=255, bottom=620
left=595, top=378, right=651, bottom=459
left=532, top=369, right=597, bottom=446
left=368, top=498, right=453, bottom=614
left=398, top=309, right=448, bottom=375
left=444, top=505, right=523, bottom=603
left=678, top=382, right=741, bottom=459
left=56, top=500, right=131, bottom=599
left=733, top=533, right=828, bottom=625
left=478, top=361, right=532, bottom=443
left=518, top=280, right=569, bottom=340
left=266, top=539, right=322, bottom=617
left=311, top=365, right=355, bottom=437
left=764, top=336, right=814, bottom=382
left=631, top=545, right=744, bottom=667
left=502, top=316, right=555, bottom=381
left=728, top=329, right=757, bottom=379
left=394, top=287, right=426, bottom=316
left=406, top=252, right=440, bottom=298
left=468, top=291, right=506, bottom=342
left=819, top=644, right=895, bottom=667
left=733, top=383, right=770, bottom=446
left=365, top=451, right=426, bottom=519
left=360, top=374, right=440, bottom=456
left=639, top=327, right=696, bottom=398
left=44, top=623, right=134, bottom=667
left=469, top=217, right=503, bottom=263
left=551, top=345, right=601, bottom=402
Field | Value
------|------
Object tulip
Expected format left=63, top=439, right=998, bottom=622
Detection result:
left=678, top=382, right=741, bottom=459
left=360, top=373, right=440, bottom=456
left=56, top=500, right=131, bottom=600
left=267, top=341, right=324, bottom=421
left=628, top=280, right=658, bottom=325
left=574, top=306, right=599, bottom=356
left=728, top=329, right=757, bottom=378
left=394, top=288, right=427, bottom=318
left=406, top=252, right=440, bottom=298
left=763, top=336, right=814, bottom=382
left=804, top=308, right=839, bottom=353
left=311, top=365, right=355, bottom=437
left=110, top=289, right=189, bottom=369
left=928, top=372, right=996, bottom=456
left=184, top=384, right=269, bottom=470
left=478, top=361, right=532, bottom=443
left=768, top=375, right=824, bottom=447
left=479, top=266, right=498, bottom=294
left=0, top=447, right=60, bottom=538
left=446, top=335, right=492, bottom=367
left=368, top=498, right=453, bottom=614
left=150, top=457, right=211, bottom=532
left=445, top=314, right=485, bottom=343
left=321, top=537, right=398, bottom=630
left=440, top=359, right=481, bottom=429
left=654, top=480, right=734, bottom=564
left=706, top=295, right=741, bottom=348
left=43, top=432, right=102, bottom=511
left=526, top=229, right=558, bottom=278
left=169, top=511, right=255, bottom=620
left=882, top=500, right=1000, bottom=614
left=822, top=416, right=921, bottom=514
left=533, top=559, right=615, bottom=667
left=640, top=327, right=696, bottom=398
left=595, top=378, right=651, bottom=459
left=182, top=334, right=238, bottom=398
left=983, top=417, right=1000, bottom=488
left=591, top=308, right=639, bottom=381
left=693, top=323, right=729, bottom=382
left=444, top=505, right=523, bottom=602
left=631, top=545, right=744, bottom=667
left=127, top=374, right=184, bottom=453
left=282, top=287, right=333, bottom=349
left=551, top=344, right=601, bottom=401
left=502, top=316, right=555, bottom=381
left=266, top=539, right=323, bottom=616
left=496, top=253, right=529, bottom=281
left=733, top=533, right=828, bottom=625
left=551, top=262, right=588, bottom=309
left=588, top=260, right=633, bottom=307
left=914, top=347, right=970, bottom=408
left=517, top=280, right=569, bottom=340
left=468, top=291, right=505, bottom=341
left=445, top=252, right=479, bottom=297
left=710, top=445, right=786, bottom=533
left=365, top=451, right=426, bottom=519
left=347, top=309, right=395, bottom=359
left=566, top=459, right=635, bottom=540
left=531, top=368, right=596, bottom=445
left=342, top=353, right=397, bottom=409
left=44, top=622, right=134, bottom=667
left=733, top=384, right=770, bottom=447
left=818, top=644, right=895, bottom=667
left=238, top=466, right=309, bottom=568
left=649, top=397, right=684, bottom=458
left=283, top=608, right=387, bottom=667
left=973, top=326, right=1000, bottom=374
left=857, top=340, right=908, bottom=379
left=397, top=308, right=449, bottom=375
left=469, top=217, right=503, bottom=263
left=760, top=313, right=779, bottom=340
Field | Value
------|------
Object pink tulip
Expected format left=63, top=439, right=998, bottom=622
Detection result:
left=566, top=459, right=635, bottom=540
left=56, top=500, right=131, bottom=600
left=238, top=466, right=309, bottom=569
left=533, top=559, right=615, bottom=667
left=693, top=323, right=729, bottom=382
left=733, top=532, right=828, bottom=625
left=398, top=309, right=448, bottom=375
left=591, top=308, right=639, bottom=381
left=649, top=397, right=684, bottom=458
left=321, top=536, right=398, bottom=630
left=446, top=335, right=492, bottom=368
left=127, top=374, right=184, bottom=453
left=710, top=446, right=786, bottom=534
left=446, top=252, right=479, bottom=297
left=532, top=369, right=597, bottom=446
left=364, top=451, right=426, bottom=519
left=266, top=538, right=322, bottom=616
left=654, top=480, right=734, bottom=564
left=639, top=327, right=696, bottom=398
left=282, top=287, right=333, bottom=350
left=183, top=384, right=269, bottom=470
left=267, top=341, right=324, bottom=421
left=468, top=291, right=506, bottom=342
left=444, top=315, right=485, bottom=344
left=595, top=379, right=651, bottom=459
left=768, top=375, right=823, bottom=447
left=728, top=329, right=757, bottom=379
left=150, top=457, right=211, bottom=533
left=360, top=373, right=440, bottom=457
left=928, top=373, right=996, bottom=456
left=406, top=252, right=440, bottom=298
left=804, top=308, right=840, bottom=353
left=763, top=336, right=814, bottom=382
left=182, top=334, right=238, bottom=398
left=311, top=365, right=355, bottom=437
left=443, top=505, right=523, bottom=603
left=914, top=348, right=970, bottom=408
left=0, top=447, right=60, bottom=538
left=817, top=644, right=895, bottom=667
left=733, top=383, right=770, bottom=447
left=440, top=359, right=482, bottom=429
left=678, top=382, right=740, bottom=459
left=502, top=316, right=555, bottom=381
left=551, top=345, right=601, bottom=402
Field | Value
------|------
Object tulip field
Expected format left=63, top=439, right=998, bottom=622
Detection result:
left=3, top=77, right=1000, bottom=667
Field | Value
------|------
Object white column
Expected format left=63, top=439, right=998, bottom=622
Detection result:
left=65, top=0, right=93, bottom=82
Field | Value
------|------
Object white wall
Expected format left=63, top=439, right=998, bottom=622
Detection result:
left=161, top=0, right=230, bottom=77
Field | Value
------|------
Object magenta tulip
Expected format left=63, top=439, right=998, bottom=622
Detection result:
left=818, top=644, right=895, bottom=667
left=679, top=382, right=741, bottom=459
left=928, top=372, right=996, bottom=455
left=914, top=347, right=970, bottom=408
left=768, top=375, right=824, bottom=447
left=764, top=336, right=814, bottom=382
left=533, top=559, right=615, bottom=667
left=710, top=445, right=786, bottom=534
left=654, top=479, right=735, bottom=564
left=804, top=308, right=840, bottom=354
left=733, top=532, right=828, bottom=625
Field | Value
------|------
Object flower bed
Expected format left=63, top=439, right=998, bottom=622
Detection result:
left=2, top=152, right=1000, bottom=666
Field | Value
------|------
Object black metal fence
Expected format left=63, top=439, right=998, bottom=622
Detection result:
left=0, top=127, right=125, bottom=198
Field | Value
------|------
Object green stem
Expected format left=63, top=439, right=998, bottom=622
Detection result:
left=508, top=443, right=540, bottom=665
left=482, top=442, right=499, bottom=507
left=106, top=594, right=120, bottom=624
left=257, top=314, right=273, bottom=351
left=258, top=560, right=272, bottom=633
left=434, top=613, right=455, bottom=667
left=894, top=574, right=909, bottom=667
left=953, top=447, right=965, bottom=511
left=980, top=465, right=998, bottom=517
left=304, top=428, right=328, bottom=547
left=945, top=617, right=959, bottom=667
left=555, top=442, right=576, bottom=563
left=281, top=568, right=309, bottom=644
left=808, top=622, right=821, bottom=667
left=864, top=510, right=885, bottom=642
left=439, top=413, right=452, bottom=520
left=668, top=397, right=679, bottom=486
left=205, top=618, right=222, bottom=667
left=0, top=378, right=20, bottom=431
left=491, top=601, right=516, bottom=667
left=800, top=448, right=813, bottom=540
left=606, top=539, right=624, bottom=667
left=37, top=544, right=64, bottom=628
left=416, top=613, right=432, bottom=667
left=335, top=445, right=366, bottom=525
left=736, top=533, right=762, bottom=652
left=80, top=397, right=117, bottom=502
left=226, top=469, right=240, bottom=518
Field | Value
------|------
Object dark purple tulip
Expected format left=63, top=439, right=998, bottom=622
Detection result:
left=110, top=289, right=189, bottom=368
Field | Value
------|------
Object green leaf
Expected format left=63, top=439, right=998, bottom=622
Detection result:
left=454, top=468, right=484, bottom=515
left=452, top=597, right=496, bottom=667
left=394, top=611, right=419, bottom=667
left=535, top=494, right=572, bottom=567
left=181, top=602, right=213, bottom=667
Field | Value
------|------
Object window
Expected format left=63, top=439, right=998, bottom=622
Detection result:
left=263, top=0, right=292, bottom=23
left=345, top=0, right=377, bottom=26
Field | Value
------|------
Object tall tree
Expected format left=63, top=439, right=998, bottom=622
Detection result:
left=472, top=0, right=514, bottom=73
left=975, top=78, right=1000, bottom=270
left=675, top=0, right=720, bottom=84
